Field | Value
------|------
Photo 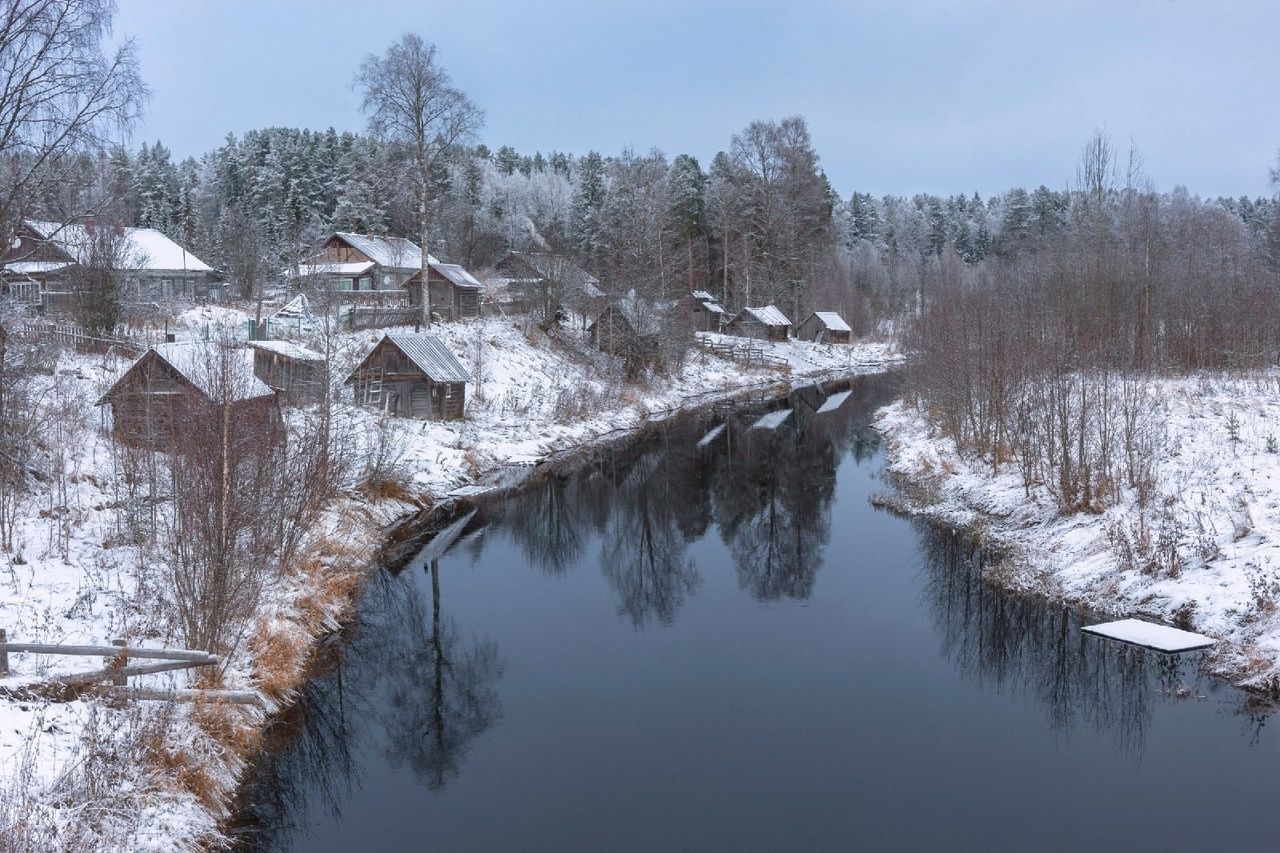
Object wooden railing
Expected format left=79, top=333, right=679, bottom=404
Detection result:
left=17, top=321, right=149, bottom=356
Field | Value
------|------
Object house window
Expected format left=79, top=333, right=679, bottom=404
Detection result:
left=337, top=277, right=354, bottom=291
left=358, top=276, right=372, bottom=290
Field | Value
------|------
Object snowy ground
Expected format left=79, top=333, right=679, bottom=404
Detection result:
left=877, top=375, right=1280, bottom=696
left=0, top=305, right=900, bottom=849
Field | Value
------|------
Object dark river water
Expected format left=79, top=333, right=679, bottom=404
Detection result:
left=239, top=373, right=1279, bottom=852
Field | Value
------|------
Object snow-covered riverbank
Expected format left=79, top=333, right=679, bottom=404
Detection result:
left=876, top=375, right=1280, bottom=699
left=0, top=314, right=900, bottom=850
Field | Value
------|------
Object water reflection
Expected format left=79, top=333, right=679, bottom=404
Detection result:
left=237, top=374, right=1274, bottom=851
left=918, top=524, right=1239, bottom=755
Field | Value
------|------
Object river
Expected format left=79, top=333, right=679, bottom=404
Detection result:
left=237, top=373, right=1279, bottom=851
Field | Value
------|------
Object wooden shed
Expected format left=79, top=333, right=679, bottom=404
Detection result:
left=587, top=294, right=662, bottom=357
left=248, top=340, right=327, bottom=404
left=795, top=311, right=853, bottom=344
left=678, top=291, right=728, bottom=332
left=345, top=333, right=470, bottom=421
left=725, top=305, right=792, bottom=342
left=405, top=262, right=482, bottom=321
left=98, top=344, right=279, bottom=450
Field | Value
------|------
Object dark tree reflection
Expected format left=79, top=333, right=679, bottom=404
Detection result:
left=917, top=524, right=1234, bottom=755
left=502, top=475, right=586, bottom=576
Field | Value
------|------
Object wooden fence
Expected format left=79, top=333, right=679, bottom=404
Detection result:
left=696, top=336, right=789, bottom=370
left=17, top=321, right=150, bottom=357
left=0, top=628, right=260, bottom=705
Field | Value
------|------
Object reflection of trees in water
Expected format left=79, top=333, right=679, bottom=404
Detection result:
left=502, top=475, right=586, bottom=576
left=380, top=560, right=504, bottom=789
left=599, top=452, right=700, bottom=627
left=919, top=524, right=1212, bottom=756
left=239, top=559, right=504, bottom=849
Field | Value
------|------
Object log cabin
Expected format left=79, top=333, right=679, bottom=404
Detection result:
left=98, top=343, right=279, bottom=450
left=248, top=340, right=327, bottom=404
left=298, top=232, right=483, bottom=321
left=795, top=311, right=853, bottom=344
left=724, top=305, right=792, bottom=342
left=587, top=293, right=663, bottom=357
left=345, top=333, right=470, bottom=421
left=2, top=219, right=225, bottom=312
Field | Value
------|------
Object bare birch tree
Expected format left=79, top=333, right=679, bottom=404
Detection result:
left=355, top=34, right=483, bottom=329
left=0, top=0, right=146, bottom=245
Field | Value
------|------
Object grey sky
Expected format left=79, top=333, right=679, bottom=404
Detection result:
left=115, top=0, right=1280, bottom=198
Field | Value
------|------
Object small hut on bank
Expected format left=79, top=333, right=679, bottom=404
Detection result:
left=588, top=292, right=663, bottom=358
left=679, top=291, right=728, bottom=332
left=345, top=333, right=470, bottom=420
left=98, top=343, right=278, bottom=449
left=405, top=262, right=483, bottom=321
left=725, top=305, right=792, bottom=342
left=248, top=340, right=327, bottom=404
left=796, top=311, right=853, bottom=344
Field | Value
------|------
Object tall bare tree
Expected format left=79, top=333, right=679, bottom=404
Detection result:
left=0, top=0, right=146, bottom=245
left=355, top=34, right=483, bottom=329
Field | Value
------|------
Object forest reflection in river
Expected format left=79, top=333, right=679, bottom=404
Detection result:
left=239, top=373, right=1278, bottom=852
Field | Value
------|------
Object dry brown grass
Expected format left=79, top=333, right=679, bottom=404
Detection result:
left=248, top=619, right=308, bottom=702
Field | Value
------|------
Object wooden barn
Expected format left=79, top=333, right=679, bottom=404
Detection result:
left=404, top=262, right=482, bottom=321
left=97, top=344, right=279, bottom=449
left=345, top=333, right=470, bottom=421
left=796, top=311, right=853, bottom=344
left=588, top=293, right=663, bottom=357
left=483, top=251, right=605, bottom=316
left=248, top=340, right=327, bottom=404
left=725, top=305, right=792, bottom=342
left=678, top=291, right=728, bottom=332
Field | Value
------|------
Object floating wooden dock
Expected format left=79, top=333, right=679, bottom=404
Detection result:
left=1081, top=619, right=1216, bottom=653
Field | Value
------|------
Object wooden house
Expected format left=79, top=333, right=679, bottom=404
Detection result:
left=2, top=219, right=224, bottom=312
left=248, top=340, right=327, bottom=404
left=587, top=293, right=663, bottom=357
left=796, top=311, right=853, bottom=344
left=97, top=344, right=279, bottom=449
left=483, top=251, right=605, bottom=317
left=404, top=262, right=482, bottom=321
left=678, top=290, right=728, bottom=332
left=299, top=232, right=483, bottom=321
left=725, top=305, right=792, bottom=342
left=345, top=333, right=470, bottom=421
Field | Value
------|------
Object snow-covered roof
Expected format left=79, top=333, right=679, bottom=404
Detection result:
left=691, top=290, right=715, bottom=302
left=349, top=333, right=471, bottom=384
left=433, top=262, right=482, bottom=290
left=500, top=252, right=604, bottom=298
left=24, top=219, right=213, bottom=273
left=3, top=260, right=72, bottom=275
left=603, top=291, right=663, bottom=336
left=810, top=311, right=852, bottom=333
left=704, top=301, right=727, bottom=315
left=751, top=409, right=792, bottom=430
left=736, top=305, right=792, bottom=327
left=297, top=261, right=375, bottom=277
left=248, top=339, right=327, bottom=363
left=334, top=232, right=424, bottom=270
left=103, top=343, right=274, bottom=404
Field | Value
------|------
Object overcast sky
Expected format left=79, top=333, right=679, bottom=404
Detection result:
left=114, top=0, right=1280, bottom=199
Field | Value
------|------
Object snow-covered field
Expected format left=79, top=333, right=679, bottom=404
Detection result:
left=0, top=307, right=899, bottom=850
left=877, top=375, right=1280, bottom=697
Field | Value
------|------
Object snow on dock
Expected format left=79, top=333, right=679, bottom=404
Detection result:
left=751, top=409, right=792, bottom=431
left=697, top=423, right=727, bottom=448
left=1081, top=619, right=1216, bottom=653
left=816, top=389, right=853, bottom=414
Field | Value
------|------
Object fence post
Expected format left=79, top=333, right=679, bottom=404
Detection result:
left=109, top=638, right=126, bottom=686
left=0, top=628, right=8, bottom=677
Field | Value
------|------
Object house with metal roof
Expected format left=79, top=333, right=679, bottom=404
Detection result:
left=298, top=232, right=482, bottom=321
left=345, top=333, right=470, bottom=420
left=795, top=311, right=853, bottom=344
left=725, top=305, right=792, bottom=342
left=678, top=290, right=728, bottom=332
left=1, top=218, right=225, bottom=311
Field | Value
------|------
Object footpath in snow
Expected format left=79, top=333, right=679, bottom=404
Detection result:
left=876, top=376, right=1280, bottom=698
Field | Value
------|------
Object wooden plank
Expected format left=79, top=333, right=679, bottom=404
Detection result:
left=53, top=657, right=218, bottom=687
left=0, top=642, right=216, bottom=662
left=1081, top=619, right=1216, bottom=653
left=89, top=685, right=262, bottom=706
left=0, top=629, right=7, bottom=677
